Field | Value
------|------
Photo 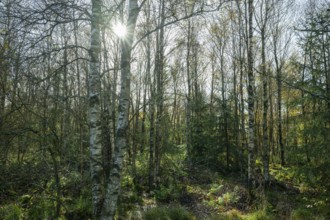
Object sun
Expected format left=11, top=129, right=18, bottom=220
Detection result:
left=112, top=22, right=127, bottom=38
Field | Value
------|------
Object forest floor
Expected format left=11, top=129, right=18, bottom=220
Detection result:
left=1, top=161, right=329, bottom=219
left=126, top=164, right=330, bottom=220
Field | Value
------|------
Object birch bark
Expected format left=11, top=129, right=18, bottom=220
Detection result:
left=102, top=0, right=140, bottom=219
left=259, top=0, right=270, bottom=185
left=247, top=0, right=256, bottom=189
left=88, top=0, right=103, bottom=217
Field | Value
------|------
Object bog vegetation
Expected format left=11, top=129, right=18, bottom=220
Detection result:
left=0, top=0, right=329, bottom=219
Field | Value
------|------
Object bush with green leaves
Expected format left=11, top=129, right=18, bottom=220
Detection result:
left=0, top=204, right=24, bottom=220
left=154, top=184, right=181, bottom=202
left=203, top=183, right=241, bottom=210
left=290, top=208, right=314, bottom=220
left=144, top=206, right=194, bottom=220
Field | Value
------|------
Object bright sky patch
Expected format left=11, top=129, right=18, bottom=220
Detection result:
left=112, top=23, right=127, bottom=38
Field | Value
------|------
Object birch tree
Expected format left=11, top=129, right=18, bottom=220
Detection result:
left=88, top=0, right=103, bottom=217
left=155, top=0, right=166, bottom=185
left=102, top=0, right=142, bottom=218
left=255, top=0, right=271, bottom=186
left=247, top=0, right=256, bottom=189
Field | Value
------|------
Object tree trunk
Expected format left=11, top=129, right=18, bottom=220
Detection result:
left=231, top=14, right=240, bottom=170
left=102, top=24, right=115, bottom=181
left=261, top=27, right=270, bottom=185
left=132, top=71, right=141, bottom=176
left=268, top=74, right=274, bottom=163
left=73, top=11, right=84, bottom=176
left=102, top=0, right=140, bottom=219
left=88, top=0, right=103, bottom=217
left=149, top=101, right=155, bottom=191
left=0, top=5, right=10, bottom=164
left=141, top=74, right=147, bottom=153
left=247, top=0, right=256, bottom=189
left=155, top=0, right=165, bottom=185
left=219, top=38, right=230, bottom=170
left=145, top=0, right=155, bottom=191
left=236, top=0, right=247, bottom=177
left=186, top=19, right=193, bottom=165
left=274, top=38, right=285, bottom=166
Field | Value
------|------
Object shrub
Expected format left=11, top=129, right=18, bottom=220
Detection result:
left=290, top=208, right=314, bottom=220
left=244, top=210, right=276, bottom=220
left=0, top=204, right=24, bottom=220
left=207, top=209, right=242, bottom=220
left=154, top=184, right=181, bottom=202
left=144, top=206, right=195, bottom=220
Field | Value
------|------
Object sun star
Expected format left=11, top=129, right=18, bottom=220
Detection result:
left=113, top=22, right=127, bottom=38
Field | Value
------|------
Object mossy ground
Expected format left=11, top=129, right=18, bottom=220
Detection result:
left=1, top=162, right=329, bottom=219
left=142, top=165, right=329, bottom=220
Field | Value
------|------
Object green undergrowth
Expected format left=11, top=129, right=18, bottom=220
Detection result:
left=269, top=164, right=330, bottom=219
left=207, top=209, right=276, bottom=220
left=0, top=161, right=92, bottom=219
left=1, top=157, right=329, bottom=219
left=144, top=206, right=194, bottom=220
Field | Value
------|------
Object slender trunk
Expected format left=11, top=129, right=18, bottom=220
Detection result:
left=301, top=53, right=310, bottom=163
left=73, top=11, right=84, bottom=175
left=62, top=25, right=69, bottom=161
left=48, top=147, right=61, bottom=218
left=261, top=28, right=269, bottom=185
left=274, top=38, right=284, bottom=165
left=102, top=25, right=115, bottom=180
left=171, top=66, right=178, bottom=142
left=236, top=0, right=247, bottom=176
left=240, top=59, right=246, bottom=175
left=132, top=75, right=141, bottom=176
left=111, top=46, right=120, bottom=158
left=269, top=73, right=274, bottom=163
left=0, top=64, right=7, bottom=165
left=88, top=0, right=103, bottom=217
left=102, top=1, right=140, bottom=218
left=155, top=0, right=165, bottom=183
left=247, top=0, right=256, bottom=189
left=223, top=80, right=230, bottom=170
left=231, top=30, right=240, bottom=170
left=141, top=75, right=147, bottom=153
left=220, top=39, right=230, bottom=170
left=102, top=91, right=112, bottom=180
left=149, top=99, right=155, bottom=190
left=145, top=0, right=154, bottom=191
left=0, top=6, right=10, bottom=164
left=210, top=50, right=215, bottom=108
left=321, top=33, right=330, bottom=116
left=186, top=19, right=192, bottom=164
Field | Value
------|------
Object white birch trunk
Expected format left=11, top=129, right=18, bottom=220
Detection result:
left=101, top=0, right=140, bottom=219
left=247, top=0, right=256, bottom=188
left=259, top=0, right=270, bottom=185
left=88, top=0, right=103, bottom=217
